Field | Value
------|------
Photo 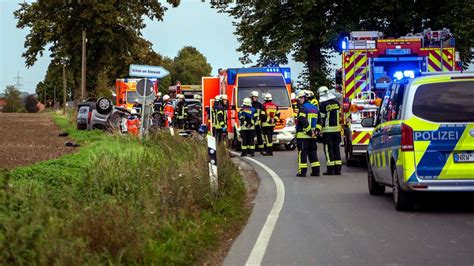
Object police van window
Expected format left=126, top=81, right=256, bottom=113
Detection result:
left=412, top=81, right=474, bottom=123
left=379, top=84, right=395, bottom=123
left=388, top=83, right=405, bottom=121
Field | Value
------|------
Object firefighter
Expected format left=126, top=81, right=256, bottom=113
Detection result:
left=126, top=109, right=140, bottom=136
left=250, top=91, right=265, bottom=152
left=239, top=97, right=257, bottom=157
left=306, top=90, right=319, bottom=107
left=318, top=86, right=342, bottom=175
left=260, top=93, right=280, bottom=156
left=291, top=92, right=298, bottom=118
left=162, top=95, right=174, bottom=128
left=295, top=90, right=321, bottom=177
left=175, top=94, right=188, bottom=129
left=213, top=95, right=227, bottom=142
left=153, top=92, right=163, bottom=113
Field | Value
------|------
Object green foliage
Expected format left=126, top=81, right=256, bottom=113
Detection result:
left=0, top=113, right=246, bottom=264
left=216, top=0, right=474, bottom=87
left=36, top=61, right=73, bottom=106
left=2, top=85, right=24, bottom=113
left=172, top=46, right=212, bottom=85
left=23, top=95, right=38, bottom=113
left=15, top=0, right=180, bottom=99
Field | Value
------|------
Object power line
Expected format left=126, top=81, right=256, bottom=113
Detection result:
left=13, top=70, right=24, bottom=90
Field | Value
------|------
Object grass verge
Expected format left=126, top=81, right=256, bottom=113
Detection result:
left=0, top=112, right=247, bottom=265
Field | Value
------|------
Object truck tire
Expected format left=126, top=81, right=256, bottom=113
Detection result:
left=96, top=97, right=113, bottom=115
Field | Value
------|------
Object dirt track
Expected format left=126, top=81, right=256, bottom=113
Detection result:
left=0, top=113, right=75, bottom=169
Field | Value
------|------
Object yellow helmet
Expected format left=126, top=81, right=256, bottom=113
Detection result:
left=243, top=97, right=252, bottom=106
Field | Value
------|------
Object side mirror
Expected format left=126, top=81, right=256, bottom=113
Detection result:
left=361, top=117, right=375, bottom=127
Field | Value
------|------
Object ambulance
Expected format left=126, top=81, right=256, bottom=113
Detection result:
left=202, top=67, right=296, bottom=150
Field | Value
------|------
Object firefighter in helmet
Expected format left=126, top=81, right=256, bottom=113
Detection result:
left=238, top=97, right=258, bottom=157
left=295, top=90, right=321, bottom=177
left=260, top=93, right=280, bottom=156
left=213, top=95, right=228, bottom=142
left=162, top=95, right=174, bottom=128
left=250, top=91, right=265, bottom=152
left=175, top=94, right=188, bottom=129
left=318, top=86, right=342, bottom=175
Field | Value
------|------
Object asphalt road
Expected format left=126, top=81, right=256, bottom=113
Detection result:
left=225, top=146, right=474, bottom=265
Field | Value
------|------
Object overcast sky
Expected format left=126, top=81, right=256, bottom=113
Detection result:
left=0, top=0, right=315, bottom=94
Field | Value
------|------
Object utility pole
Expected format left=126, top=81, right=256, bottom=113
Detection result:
left=14, top=70, right=23, bottom=90
left=63, top=62, right=67, bottom=114
left=81, top=30, right=87, bottom=100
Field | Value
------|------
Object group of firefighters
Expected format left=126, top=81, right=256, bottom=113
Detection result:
left=210, top=87, right=342, bottom=177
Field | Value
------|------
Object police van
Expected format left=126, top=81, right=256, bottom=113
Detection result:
left=362, top=73, right=474, bottom=211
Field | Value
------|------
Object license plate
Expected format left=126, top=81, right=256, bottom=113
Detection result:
left=453, top=152, right=474, bottom=163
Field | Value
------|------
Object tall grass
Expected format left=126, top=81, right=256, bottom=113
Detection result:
left=0, top=114, right=246, bottom=265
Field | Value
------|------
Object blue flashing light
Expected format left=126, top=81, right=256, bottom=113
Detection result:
left=393, top=71, right=404, bottom=80
left=403, top=70, right=415, bottom=78
left=341, top=37, right=348, bottom=50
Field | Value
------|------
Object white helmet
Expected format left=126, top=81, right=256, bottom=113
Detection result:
left=178, top=94, right=185, bottom=99
left=243, top=97, right=252, bottom=106
left=194, top=94, right=202, bottom=100
left=215, top=95, right=222, bottom=101
left=318, top=86, right=329, bottom=96
left=157, top=92, right=162, bottom=97
left=163, top=95, right=170, bottom=101
left=264, top=93, right=272, bottom=101
left=297, top=90, right=307, bottom=98
left=131, top=109, right=137, bottom=115
left=250, top=91, right=259, bottom=97
left=306, top=90, right=314, bottom=97
left=290, top=92, right=296, bottom=100
left=221, top=94, right=228, bottom=100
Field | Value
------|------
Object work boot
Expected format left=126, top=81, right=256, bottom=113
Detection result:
left=241, top=150, right=248, bottom=157
left=323, top=166, right=335, bottom=175
left=296, top=168, right=307, bottom=177
left=311, top=167, right=320, bottom=176
left=335, top=165, right=342, bottom=175
left=262, top=147, right=273, bottom=156
left=249, top=150, right=255, bottom=157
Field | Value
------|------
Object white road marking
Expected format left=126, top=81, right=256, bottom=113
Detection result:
left=230, top=151, right=286, bottom=265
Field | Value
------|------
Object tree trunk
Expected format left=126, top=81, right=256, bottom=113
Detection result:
left=306, top=43, right=323, bottom=90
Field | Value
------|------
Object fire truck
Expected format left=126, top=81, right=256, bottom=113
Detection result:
left=202, top=67, right=296, bottom=150
left=337, top=28, right=461, bottom=165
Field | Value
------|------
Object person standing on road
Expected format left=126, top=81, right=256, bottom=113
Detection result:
left=213, top=95, right=228, bottom=142
left=260, top=93, right=280, bottom=156
left=175, top=94, right=188, bottom=129
left=153, top=92, right=163, bottom=114
left=250, top=91, right=265, bottom=153
left=318, top=86, right=342, bottom=175
left=295, top=91, right=321, bottom=177
left=239, top=97, right=257, bottom=157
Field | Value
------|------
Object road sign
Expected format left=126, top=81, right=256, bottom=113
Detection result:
left=136, top=78, right=154, bottom=97
left=129, top=64, right=170, bottom=78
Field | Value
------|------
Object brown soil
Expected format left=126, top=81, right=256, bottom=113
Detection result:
left=0, top=112, right=75, bottom=170
left=202, top=154, right=260, bottom=265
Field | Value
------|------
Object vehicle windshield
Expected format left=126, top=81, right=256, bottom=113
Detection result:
left=412, top=81, right=474, bottom=123
left=126, top=91, right=140, bottom=104
left=237, top=87, right=290, bottom=107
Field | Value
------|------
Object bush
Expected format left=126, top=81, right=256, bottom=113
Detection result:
left=0, top=114, right=246, bottom=264
left=24, top=95, right=38, bottom=113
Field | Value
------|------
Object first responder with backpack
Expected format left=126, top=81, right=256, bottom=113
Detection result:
left=239, top=97, right=258, bottom=157
left=260, top=93, right=280, bottom=156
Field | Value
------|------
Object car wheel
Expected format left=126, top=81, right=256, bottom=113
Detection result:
left=392, top=167, right=412, bottom=211
left=96, top=97, right=113, bottom=115
left=368, top=160, right=385, bottom=196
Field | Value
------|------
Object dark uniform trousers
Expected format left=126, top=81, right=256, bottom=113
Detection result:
left=297, top=138, right=319, bottom=174
left=240, top=130, right=256, bottom=155
left=255, top=125, right=264, bottom=150
left=262, top=127, right=274, bottom=149
left=323, top=132, right=342, bottom=167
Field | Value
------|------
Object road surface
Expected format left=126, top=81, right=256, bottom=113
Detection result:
left=225, top=146, right=474, bottom=265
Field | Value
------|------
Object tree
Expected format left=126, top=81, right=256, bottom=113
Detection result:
left=215, top=1, right=358, bottom=89
left=24, top=95, right=38, bottom=113
left=172, top=46, right=212, bottom=85
left=3, top=86, right=23, bottom=113
left=36, top=60, right=74, bottom=106
left=15, top=0, right=180, bottom=100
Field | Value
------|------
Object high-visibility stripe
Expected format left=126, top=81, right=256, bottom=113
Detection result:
left=442, top=49, right=454, bottom=71
left=352, top=131, right=371, bottom=144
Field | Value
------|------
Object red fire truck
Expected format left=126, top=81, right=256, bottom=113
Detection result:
left=338, top=28, right=461, bottom=165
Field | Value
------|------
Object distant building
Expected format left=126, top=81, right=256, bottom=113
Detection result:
left=0, top=99, right=6, bottom=112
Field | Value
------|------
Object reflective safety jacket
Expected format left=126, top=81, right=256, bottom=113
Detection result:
left=238, top=106, right=257, bottom=130
left=251, top=101, right=264, bottom=126
left=175, top=101, right=188, bottom=120
left=318, top=98, right=341, bottom=133
left=163, top=102, right=174, bottom=127
left=213, top=102, right=227, bottom=129
left=309, top=97, right=319, bottom=107
left=296, top=101, right=320, bottom=139
left=126, top=115, right=140, bottom=136
left=261, top=101, right=280, bottom=127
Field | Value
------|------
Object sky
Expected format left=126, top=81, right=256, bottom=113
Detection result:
left=0, top=0, right=314, bottom=94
